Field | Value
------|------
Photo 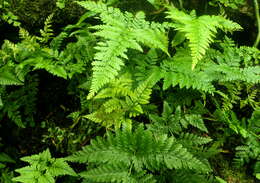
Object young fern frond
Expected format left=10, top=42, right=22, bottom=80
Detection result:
left=77, top=1, right=168, bottom=98
left=38, top=14, right=54, bottom=43
left=84, top=73, right=156, bottom=129
left=166, top=7, right=242, bottom=69
left=13, top=149, right=76, bottom=183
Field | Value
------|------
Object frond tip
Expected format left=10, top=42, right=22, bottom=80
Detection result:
left=166, top=7, right=242, bottom=69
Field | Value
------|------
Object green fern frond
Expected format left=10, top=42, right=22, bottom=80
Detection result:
left=148, top=101, right=208, bottom=135
left=0, top=66, right=24, bottom=85
left=50, top=32, right=68, bottom=50
left=166, top=7, right=242, bottom=69
left=178, top=133, right=212, bottom=146
left=67, top=125, right=211, bottom=182
left=19, top=57, right=67, bottom=79
left=13, top=149, right=76, bottom=183
left=77, top=1, right=168, bottom=98
left=84, top=73, right=155, bottom=128
left=169, top=170, right=214, bottom=183
left=160, top=50, right=216, bottom=93
left=80, top=163, right=156, bottom=183
left=38, top=14, right=54, bottom=43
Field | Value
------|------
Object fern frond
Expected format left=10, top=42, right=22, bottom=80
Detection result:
left=148, top=101, right=208, bottom=135
left=19, top=57, right=67, bottom=79
left=78, top=1, right=168, bottom=98
left=13, top=149, right=76, bottom=183
left=38, top=14, right=54, bottom=43
left=50, top=32, right=68, bottom=50
left=160, top=50, right=216, bottom=93
left=166, top=7, right=242, bottom=69
left=80, top=163, right=156, bottom=183
left=178, top=133, right=212, bottom=146
left=0, top=66, right=24, bottom=85
left=67, top=125, right=211, bottom=174
left=85, top=73, right=155, bottom=128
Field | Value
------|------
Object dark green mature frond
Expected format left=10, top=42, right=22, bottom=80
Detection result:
left=160, top=49, right=216, bottom=93
left=233, top=110, right=260, bottom=168
left=166, top=7, right=242, bottom=69
left=178, top=133, right=212, bottom=146
left=77, top=1, right=168, bottom=98
left=148, top=101, right=208, bottom=134
left=160, top=45, right=260, bottom=95
left=80, top=163, right=156, bottom=183
left=67, top=125, right=211, bottom=182
left=0, top=74, right=38, bottom=128
left=168, top=170, right=215, bottom=183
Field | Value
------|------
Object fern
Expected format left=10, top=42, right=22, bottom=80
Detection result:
left=77, top=1, right=168, bottom=98
left=0, top=66, right=25, bottom=85
left=13, top=149, right=76, bottom=183
left=0, top=152, right=15, bottom=183
left=166, top=7, right=242, bottom=69
left=80, top=163, right=156, bottom=183
left=148, top=101, right=208, bottom=135
left=159, top=41, right=260, bottom=99
left=67, top=125, right=211, bottom=182
left=84, top=73, right=155, bottom=129
left=160, top=50, right=216, bottom=93
left=37, top=14, right=54, bottom=43
left=0, top=74, right=39, bottom=127
left=209, top=0, right=246, bottom=10
left=233, top=110, right=260, bottom=169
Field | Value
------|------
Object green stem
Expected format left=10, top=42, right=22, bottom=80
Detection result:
left=253, top=0, right=260, bottom=47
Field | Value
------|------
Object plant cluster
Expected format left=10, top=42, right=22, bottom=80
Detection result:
left=0, top=0, right=259, bottom=183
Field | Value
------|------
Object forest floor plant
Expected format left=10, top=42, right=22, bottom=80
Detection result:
left=0, top=0, right=259, bottom=183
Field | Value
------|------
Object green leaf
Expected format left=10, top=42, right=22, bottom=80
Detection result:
left=0, top=153, right=15, bottom=163
left=172, top=32, right=186, bottom=47
left=215, top=176, right=227, bottom=183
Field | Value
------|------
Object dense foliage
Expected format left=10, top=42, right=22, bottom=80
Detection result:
left=0, top=0, right=259, bottom=182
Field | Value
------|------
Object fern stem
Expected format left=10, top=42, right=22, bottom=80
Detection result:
left=253, top=0, right=260, bottom=47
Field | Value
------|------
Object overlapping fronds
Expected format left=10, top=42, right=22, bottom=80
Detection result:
left=13, top=149, right=76, bottom=183
left=77, top=1, right=168, bottom=98
left=67, top=125, right=211, bottom=182
left=166, top=7, right=242, bottom=69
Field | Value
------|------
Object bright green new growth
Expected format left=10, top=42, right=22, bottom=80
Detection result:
left=84, top=73, right=156, bottom=129
left=12, top=149, right=76, bottom=183
left=67, top=125, right=211, bottom=182
left=166, top=7, right=242, bottom=69
left=77, top=1, right=168, bottom=98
